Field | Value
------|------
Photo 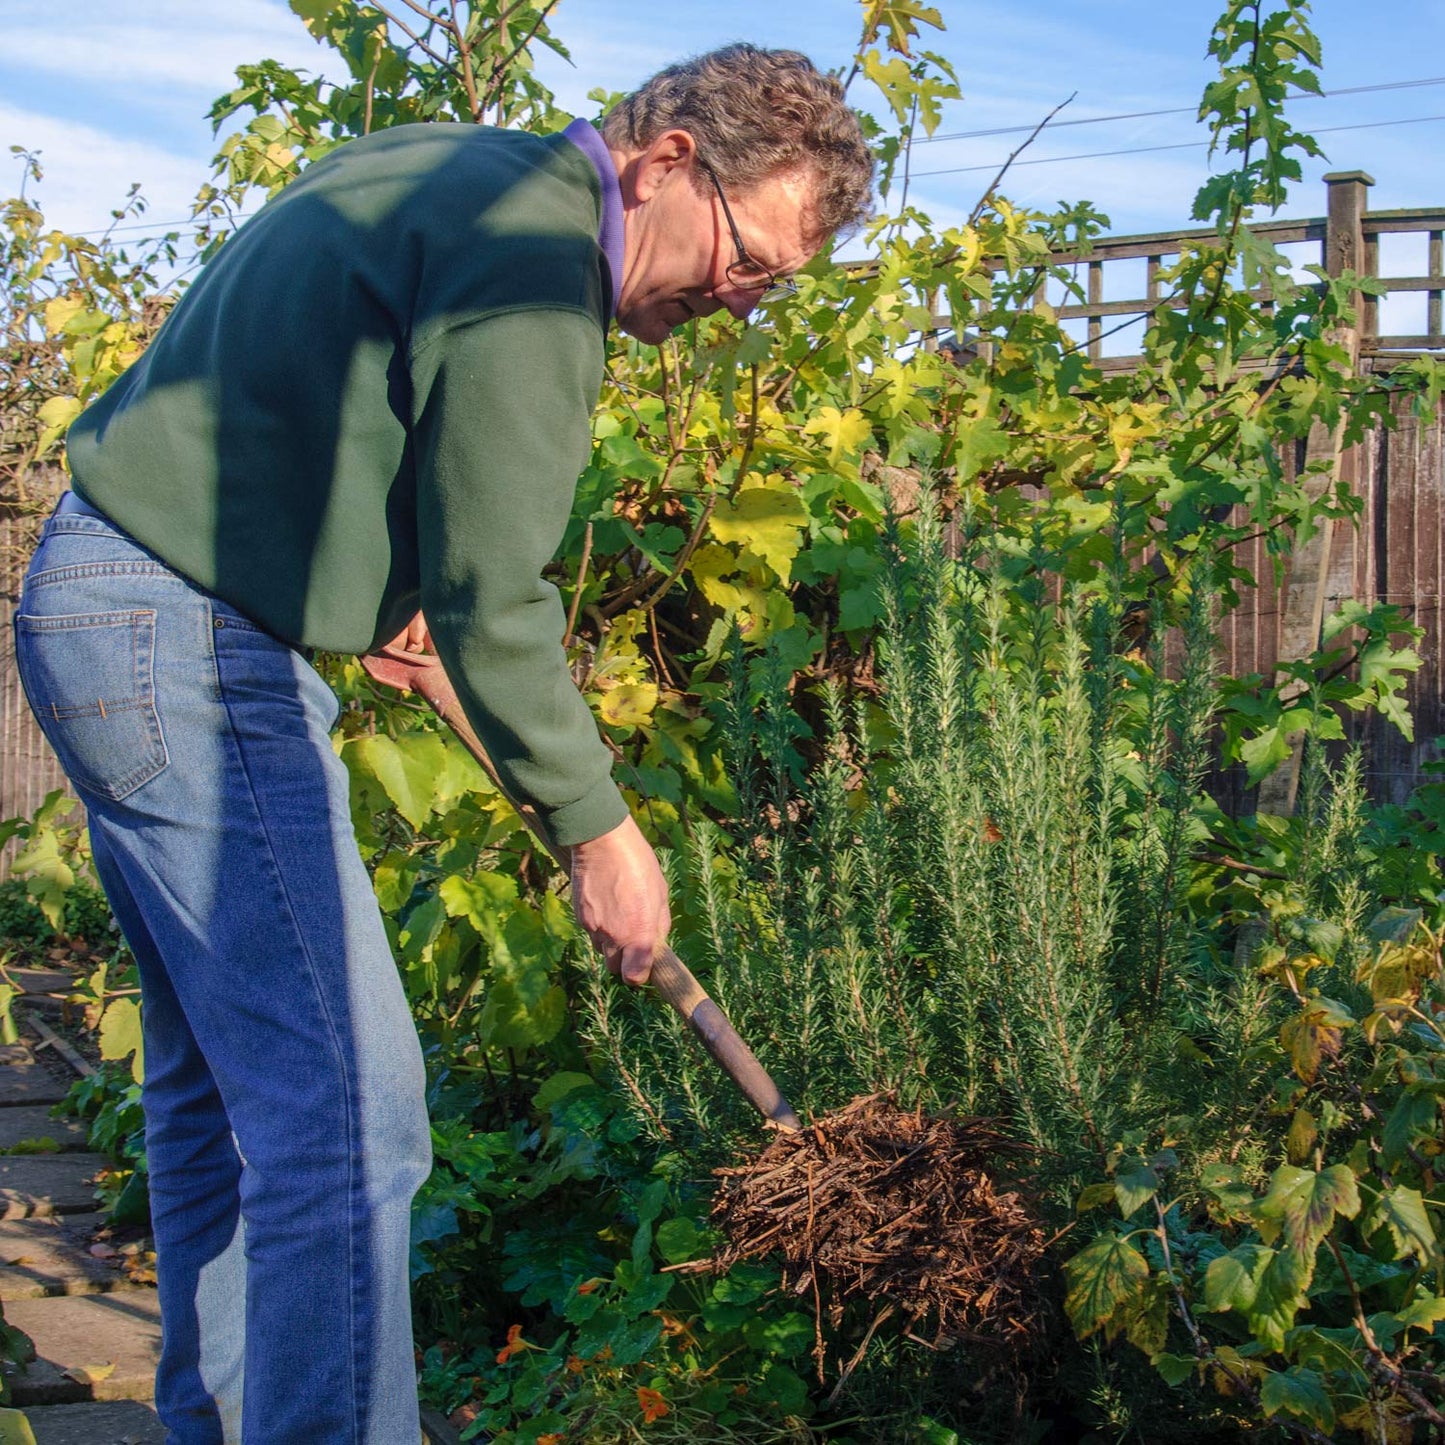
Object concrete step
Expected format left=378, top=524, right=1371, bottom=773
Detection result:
left=0, top=1217, right=130, bottom=1301
left=1, top=1293, right=161, bottom=1406
left=0, top=1159, right=103, bottom=1221
left=0, top=1110, right=88, bottom=1156
left=22, top=1400, right=165, bottom=1444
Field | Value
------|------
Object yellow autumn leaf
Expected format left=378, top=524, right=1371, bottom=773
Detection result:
left=42, top=295, right=86, bottom=337
left=1106, top=402, right=1167, bottom=469
left=63, top=1362, right=117, bottom=1386
left=802, top=405, right=874, bottom=471
left=709, top=479, right=809, bottom=582
left=597, top=682, right=658, bottom=730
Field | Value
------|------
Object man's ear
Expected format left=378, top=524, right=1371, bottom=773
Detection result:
left=631, top=128, right=698, bottom=203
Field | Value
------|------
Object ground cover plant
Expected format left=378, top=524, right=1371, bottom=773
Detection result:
left=2, top=0, right=1443, bottom=1439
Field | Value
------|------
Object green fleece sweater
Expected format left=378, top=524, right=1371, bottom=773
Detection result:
left=67, top=122, right=627, bottom=848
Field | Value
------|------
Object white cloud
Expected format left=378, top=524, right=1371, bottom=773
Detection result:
left=0, top=103, right=208, bottom=238
left=2, top=0, right=318, bottom=96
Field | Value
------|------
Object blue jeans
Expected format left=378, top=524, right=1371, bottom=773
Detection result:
left=14, top=503, right=432, bottom=1444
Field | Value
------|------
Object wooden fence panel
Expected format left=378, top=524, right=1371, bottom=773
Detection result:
left=0, top=493, right=73, bottom=871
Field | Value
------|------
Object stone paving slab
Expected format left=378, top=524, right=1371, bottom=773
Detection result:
left=24, top=1400, right=165, bottom=1444
left=0, top=1159, right=101, bottom=1221
left=0, top=1060, right=71, bottom=1111
left=0, top=1110, right=87, bottom=1155
left=0, top=1219, right=122, bottom=1300
left=2, top=1294, right=161, bottom=1405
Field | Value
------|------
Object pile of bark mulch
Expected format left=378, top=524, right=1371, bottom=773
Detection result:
left=710, top=1095, right=1056, bottom=1365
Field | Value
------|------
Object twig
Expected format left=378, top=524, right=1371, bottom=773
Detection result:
left=479, top=0, right=562, bottom=116
left=562, top=521, right=592, bottom=647
left=373, top=3, right=465, bottom=87
left=967, top=94, right=1076, bottom=228
left=825, top=1304, right=896, bottom=1406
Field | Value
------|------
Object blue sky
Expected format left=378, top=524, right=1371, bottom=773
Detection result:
left=3, top=0, right=1443, bottom=267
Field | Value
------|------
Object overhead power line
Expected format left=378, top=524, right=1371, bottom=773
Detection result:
left=47, top=75, right=1445, bottom=240
left=911, top=112, right=1445, bottom=180
left=914, top=73, right=1445, bottom=145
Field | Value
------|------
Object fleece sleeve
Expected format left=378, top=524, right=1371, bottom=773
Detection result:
left=409, top=306, right=627, bottom=848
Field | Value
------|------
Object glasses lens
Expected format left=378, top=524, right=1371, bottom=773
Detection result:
left=726, top=259, right=774, bottom=289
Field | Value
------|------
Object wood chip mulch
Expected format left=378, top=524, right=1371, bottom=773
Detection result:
left=710, top=1094, right=1055, bottom=1373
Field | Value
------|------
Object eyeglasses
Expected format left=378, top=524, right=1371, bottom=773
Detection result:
left=698, top=159, right=799, bottom=305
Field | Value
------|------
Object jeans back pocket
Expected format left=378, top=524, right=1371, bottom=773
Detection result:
left=15, top=609, right=169, bottom=801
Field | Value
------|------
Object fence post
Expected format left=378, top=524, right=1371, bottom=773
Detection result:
left=1257, top=171, right=1373, bottom=816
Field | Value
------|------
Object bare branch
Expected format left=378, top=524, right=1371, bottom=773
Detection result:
left=967, top=93, right=1076, bottom=228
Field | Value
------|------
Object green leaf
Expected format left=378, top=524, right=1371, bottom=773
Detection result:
left=1253, top=1164, right=1359, bottom=1255
left=1063, top=1233, right=1150, bottom=1340
left=1200, top=1162, right=1256, bottom=1221
left=951, top=415, right=1010, bottom=482
left=1113, top=1150, right=1175, bottom=1220
left=1240, top=722, right=1293, bottom=784
left=1392, top=1295, right=1445, bottom=1333
left=408, top=1199, right=460, bottom=1281
left=742, top=1311, right=814, bottom=1360
left=1153, top=1352, right=1197, bottom=1386
left=1364, top=907, right=1421, bottom=953
left=1366, top=1186, right=1438, bottom=1263
left=1204, top=1243, right=1274, bottom=1314
left=477, top=980, right=565, bottom=1051
left=532, top=1071, right=592, bottom=1114
left=0, top=1406, right=38, bottom=1445
left=438, top=872, right=519, bottom=933
left=654, top=1217, right=702, bottom=1265
left=1259, top=1366, right=1335, bottom=1433
left=1075, top=1182, right=1117, bottom=1214
left=1382, top=1089, right=1438, bottom=1168
left=345, top=732, right=447, bottom=829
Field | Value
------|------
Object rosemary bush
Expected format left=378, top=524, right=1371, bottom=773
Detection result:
left=584, top=499, right=1228, bottom=1189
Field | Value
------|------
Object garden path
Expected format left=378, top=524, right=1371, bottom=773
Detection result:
left=0, top=964, right=462, bottom=1445
left=0, top=966, right=164, bottom=1443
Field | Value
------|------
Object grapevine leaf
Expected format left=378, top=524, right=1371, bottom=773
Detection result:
left=598, top=682, right=659, bottom=730
left=708, top=481, right=810, bottom=583
left=345, top=732, right=446, bottom=830
left=801, top=406, right=874, bottom=472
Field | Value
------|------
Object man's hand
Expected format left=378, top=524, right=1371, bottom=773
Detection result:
left=569, top=814, right=670, bottom=987
left=384, top=611, right=433, bottom=655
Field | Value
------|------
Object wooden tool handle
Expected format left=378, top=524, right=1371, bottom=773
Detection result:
left=648, top=948, right=803, bottom=1132
left=360, top=647, right=803, bottom=1132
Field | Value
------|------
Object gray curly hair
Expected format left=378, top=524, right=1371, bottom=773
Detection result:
left=600, top=43, right=875, bottom=241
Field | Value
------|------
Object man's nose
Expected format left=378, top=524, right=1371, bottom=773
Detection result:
left=723, top=290, right=759, bottom=321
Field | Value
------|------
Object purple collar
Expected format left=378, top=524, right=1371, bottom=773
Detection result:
left=563, top=118, right=624, bottom=321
